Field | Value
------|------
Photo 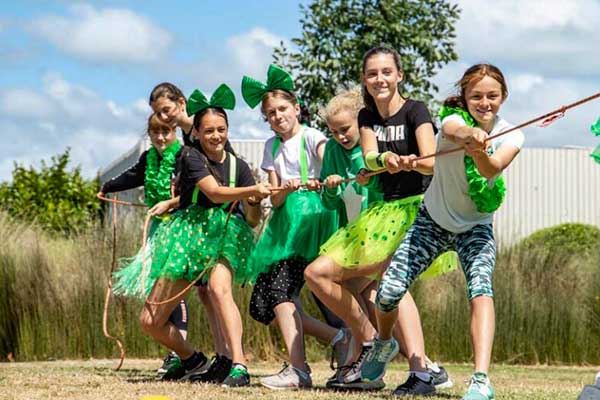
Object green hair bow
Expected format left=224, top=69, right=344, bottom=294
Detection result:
left=186, top=84, right=236, bottom=116
left=241, top=64, right=295, bottom=109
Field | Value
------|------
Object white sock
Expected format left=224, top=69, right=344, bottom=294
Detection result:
left=426, top=361, right=440, bottom=373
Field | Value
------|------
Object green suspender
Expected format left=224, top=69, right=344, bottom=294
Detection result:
left=192, top=152, right=237, bottom=207
left=271, top=130, right=308, bottom=184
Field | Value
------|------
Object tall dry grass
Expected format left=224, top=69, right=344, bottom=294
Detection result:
left=1, top=211, right=599, bottom=364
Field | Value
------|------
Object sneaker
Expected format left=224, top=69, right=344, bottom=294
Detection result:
left=392, top=373, right=436, bottom=397
left=328, top=343, right=384, bottom=391
left=462, top=372, right=495, bottom=400
left=361, top=337, right=399, bottom=381
left=427, top=362, right=454, bottom=389
left=330, top=328, right=352, bottom=370
left=180, top=352, right=209, bottom=380
left=157, top=352, right=180, bottom=375
left=260, top=363, right=312, bottom=390
left=189, top=354, right=232, bottom=383
left=221, top=366, right=250, bottom=388
left=159, top=355, right=186, bottom=381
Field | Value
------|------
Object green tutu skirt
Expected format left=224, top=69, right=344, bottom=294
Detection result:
left=320, top=194, right=457, bottom=279
left=112, top=217, right=162, bottom=298
left=114, top=206, right=257, bottom=298
left=250, top=190, right=337, bottom=274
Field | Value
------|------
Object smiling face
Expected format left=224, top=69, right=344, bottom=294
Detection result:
left=262, top=94, right=301, bottom=136
left=194, top=110, right=228, bottom=156
left=327, top=110, right=360, bottom=150
left=151, top=95, right=186, bottom=126
left=148, top=115, right=177, bottom=153
left=464, top=75, right=505, bottom=130
left=361, top=53, right=403, bottom=104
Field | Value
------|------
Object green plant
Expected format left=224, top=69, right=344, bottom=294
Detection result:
left=0, top=149, right=100, bottom=234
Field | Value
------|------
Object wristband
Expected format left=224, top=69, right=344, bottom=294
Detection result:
left=365, top=151, right=392, bottom=171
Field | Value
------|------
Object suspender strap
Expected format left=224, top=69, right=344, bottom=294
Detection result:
left=271, top=129, right=309, bottom=184
left=191, top=152, right=237, bottom=207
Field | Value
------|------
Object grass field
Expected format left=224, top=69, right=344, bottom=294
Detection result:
left=0, top=359, right=597, bottom=400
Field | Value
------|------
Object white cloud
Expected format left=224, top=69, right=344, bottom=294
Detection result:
left=0, top=72, right=148, bottom=182
left=29, top=4, right=173, bottom=64
left=454, top=0, right=600, bottom=76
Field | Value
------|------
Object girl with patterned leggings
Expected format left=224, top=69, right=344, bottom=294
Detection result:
left=362, top=64, right=524, bottom=399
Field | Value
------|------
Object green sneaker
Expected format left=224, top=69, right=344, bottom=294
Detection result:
left=160, top=356, right=185, bottom=381
left=462, top=372, right=495, bottom=400
left=221, top=366, right=250, bottom=387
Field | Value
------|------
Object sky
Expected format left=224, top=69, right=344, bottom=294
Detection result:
left=1, top=0, right=599, bottom=182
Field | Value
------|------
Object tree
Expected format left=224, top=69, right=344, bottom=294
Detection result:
left=273, top=0, right=460, bottom=124
left=0, top=149, right=101, bottom=234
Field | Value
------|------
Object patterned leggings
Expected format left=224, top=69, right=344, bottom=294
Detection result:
left=376, top=205, right=496, bottom=313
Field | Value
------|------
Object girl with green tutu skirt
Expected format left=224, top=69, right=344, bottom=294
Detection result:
left=241, top=64, right=341, bottom=390
left=138, top=84, right=272, bottom=387
left=305, top=46, right=456, bottom=390
left=148, top=82, right=238, bottom=379
left=99, top=112, right=194, bottom=377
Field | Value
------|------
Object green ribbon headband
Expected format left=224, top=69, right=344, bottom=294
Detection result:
left=241, top=64, right=295, bottom=109
left=186, top=84, right=236, bottom=116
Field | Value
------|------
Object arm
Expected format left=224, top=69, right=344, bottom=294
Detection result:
left=243, top=199, right=262, bottom=228
left=412, top=122, right=436, bottom=175
left=268, top=170, right=298, bottom=208
left=470, top=144, right=521, bottom=179
left=196, top=175, right=270, bottom=204
left=148, top=196, right=180, bottom=216
left=99, top=155, right=146, bottom=194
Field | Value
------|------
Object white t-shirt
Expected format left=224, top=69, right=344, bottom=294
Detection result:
left=261, top=126, right=328, bottom=185
left=423, top=114, right=525, bottom=233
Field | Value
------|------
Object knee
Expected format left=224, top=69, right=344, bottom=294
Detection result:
left=304, top=258, right=328, bottom=285
left=139, top=309, right=158, bottom=335
left=375, top=281, right=407, bottom=313
left=208, top=282, right=231, bottom=301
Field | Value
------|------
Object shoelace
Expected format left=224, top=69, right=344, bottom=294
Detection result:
left=334, top=345, right=372, bottom=380
left=401, top=374, right=422, bottom=390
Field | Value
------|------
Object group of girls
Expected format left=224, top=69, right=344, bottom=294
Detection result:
left=100, top=44, right=523, bottom=400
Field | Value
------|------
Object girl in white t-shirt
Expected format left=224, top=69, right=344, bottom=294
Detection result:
left=241, top=64, right=339, bottom=389
left=365, top=64, right=524, bottom=400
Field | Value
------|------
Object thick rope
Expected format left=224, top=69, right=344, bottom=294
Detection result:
left=101, top=194, right=126, bottom=370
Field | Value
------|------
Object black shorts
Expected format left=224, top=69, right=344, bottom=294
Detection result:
left=249, top=257, right=307, bottom=325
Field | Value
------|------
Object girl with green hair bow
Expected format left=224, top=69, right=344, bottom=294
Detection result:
left=242, top=64, right=341, bottom=390
left=139, top=84, right=272, bottom=387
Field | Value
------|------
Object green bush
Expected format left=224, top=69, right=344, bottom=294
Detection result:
left=0, top=149, right=100, bottom=234
left=518, top=223, right=600, bottom=259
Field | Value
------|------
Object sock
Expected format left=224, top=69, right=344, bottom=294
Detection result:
left=426, top=361, right=441, bottom=373
left=330, top=329, right=345, bottom=346
left=182, top=351, right=205, bottom=372
left=232, top=363, right=247, bottom=371
left=411, top=371, right=432, bottom=382
left=376, top=335, right=394, bottom=344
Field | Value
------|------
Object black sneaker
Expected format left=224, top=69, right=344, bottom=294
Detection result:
left=157, top=352, right=179, bottom=375
left=392, top=373, right=436, bottom=397
left=427, top=363, right=453, bottom=389
left=180, top=352, right=209, bottom=380
left=221, top=367, right=250, bottom=388
left=189, top=354, right=232, bottom=383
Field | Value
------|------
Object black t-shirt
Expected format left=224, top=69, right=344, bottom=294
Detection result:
left=101, top=148, right=182, bottom=194
left=358, top=99, right=436, bottom=201
left=177, top=146, right=256, bottom=219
